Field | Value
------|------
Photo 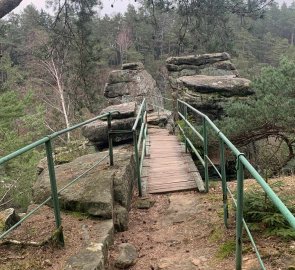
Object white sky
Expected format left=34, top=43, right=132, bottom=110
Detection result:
left=11, top=0, right=139, bottom=17
left=9, top=0, right=294, bottom=17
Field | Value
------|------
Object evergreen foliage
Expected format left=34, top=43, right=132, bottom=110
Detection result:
left=220, top=58, right=295, bottom=174
left=0, top=53, right=45, bottom=210
left=243, top=182, right=295, bottom=239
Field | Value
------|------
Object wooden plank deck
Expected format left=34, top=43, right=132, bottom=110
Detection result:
left=146, top=127, right=204, bottom=194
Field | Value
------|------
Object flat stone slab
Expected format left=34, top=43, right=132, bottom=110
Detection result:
left=82, top=117, right=136, bottom=146
left=33, top=149, right=134, bottom=219
left=166, top=52, right=230, bottom=67
left=100, top=102, right=137, bottom=120
left=64, top=219, right=114, bottom=270
left=177, top=75, right=253, bottom=97
left=122, top=62, right=144, bottom=70
left=104, top=67, right=161, bottom=104
left=147, top=111, right=171, bottom=126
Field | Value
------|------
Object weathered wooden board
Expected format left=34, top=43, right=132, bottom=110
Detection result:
left=147, top=127, right=204, bottom=194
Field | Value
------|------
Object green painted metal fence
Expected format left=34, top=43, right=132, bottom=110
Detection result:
left=149, top=95, right=295, bottom=270
left=1, top=96, right=294, bottom=269
left=0, top=97, right=149, bottom=246
left=132, top=98, right=148, bottom=197
left=0, top=111, right=120, bottom=245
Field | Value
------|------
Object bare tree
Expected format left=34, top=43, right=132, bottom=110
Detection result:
left=38, top=51, right=71, bottom=142
left=0, top=0, right=23, bottom=18
left=116, top=25, right=133, bottom=65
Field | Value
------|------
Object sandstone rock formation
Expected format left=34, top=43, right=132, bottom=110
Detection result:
left=0, top=208, right=20, bottom=232
left=104, top=62, right=162, bottom=108
left=33, top=147, right=135, bottom=231
left=64, top=219, right=114, bottom=270
left=167, top=52, right=239, bottom=78
left=82, top=102, right=137, bottom=148
left=166, top=53, right=254, bottom=119
left=83, top=63, right=170, bottom=147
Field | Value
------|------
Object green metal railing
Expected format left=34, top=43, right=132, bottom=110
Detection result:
left=148, top=95, right=295, bottom=269
left=2, top=95, right=294, bottom=268
left=132, top=98, right=148, bottom=197
left=0, top=110, right=120, bottom=245
left=176, top=99, right=295, bottom=270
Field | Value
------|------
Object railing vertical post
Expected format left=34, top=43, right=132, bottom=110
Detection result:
left=107, top=113, right=114, bottom=166
left=133, top=130, right=142, bottom=197
left=203, top=118, right=209, bottom=192
left=220, top=138, right=228, bottom=228
left=184, top=105, right=188, bottom=153
left=144, top=101, right=147, bottom=156
left=236, top=156, right=244, bottom=270
left=45, top=139, right=64, bottom=246
left=157, top=95, right=160, bottom=117
left=172, top=95, right=178, bottom=135
left=145, top=100, right=148, bottom=133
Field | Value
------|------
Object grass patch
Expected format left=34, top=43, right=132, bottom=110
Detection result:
left=64, top=211, right=89, bottom=219
left=217, top=239, right=236, bottom=259
left=209, top=226, right=223, bottom=242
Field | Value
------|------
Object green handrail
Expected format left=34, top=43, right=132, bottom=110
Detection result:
left=132, top=99, right=148, bottom=197
left=176, top=99, right=295, bottom=270
left=0, top=110, right=119, bottom=245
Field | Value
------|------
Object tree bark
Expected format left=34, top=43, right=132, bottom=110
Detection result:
left=0, top=0, right=23, bottom=18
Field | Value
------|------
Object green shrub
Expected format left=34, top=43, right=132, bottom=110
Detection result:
left=243, top=183, right=295, bottom=239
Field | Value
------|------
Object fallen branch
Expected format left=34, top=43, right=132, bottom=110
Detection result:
left=0, top=226, right=64, bottom=247
left=0, top=186, right=12, bottom=203
left=0, top=239, right=42, bottom=247
left=0, top=255, right=25, bottom=261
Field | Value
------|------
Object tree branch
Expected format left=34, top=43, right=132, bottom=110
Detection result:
left=0, top=0, right=23, bottom=18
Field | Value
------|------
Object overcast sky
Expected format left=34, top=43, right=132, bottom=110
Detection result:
left=11, top=0, right=295, bottom=17
left=12, top=0, right=139, bottom=16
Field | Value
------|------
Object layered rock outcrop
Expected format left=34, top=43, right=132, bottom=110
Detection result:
left=82, top=102, right=137, bottom=148
left=167, top=53, right=254, bottom=119
left=104, top=62, right=162, bottom=107
left=33, top=147, right=135, bottom=231
left=83, top=62, right=167, bottom=147
left=167, top=52, right=239, bottom=78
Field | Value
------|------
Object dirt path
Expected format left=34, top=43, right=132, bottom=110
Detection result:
left=108, top=189, right=236, bottom=270
left=108, top=179, right=295, bottom=270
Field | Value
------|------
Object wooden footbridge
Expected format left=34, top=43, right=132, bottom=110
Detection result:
left=132, top=97, right=295, bottom=270
left=145, top=126, right=204, bottom=194
left=1, top=97, right=295, bottom=270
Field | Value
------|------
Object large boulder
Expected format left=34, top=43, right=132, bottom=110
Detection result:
left=166, top=53, right=253, bottom=119
left=104, top=62, right=163, bottom=109
left=0, top=208, right=20, bottom=232
left=33, top=148, right=135, bottom=223
left=100, top=102, right=137, bottom=120
left=64, top=219, right=114, bottom=270
left=82, top=117, right=135, bottom=147
left=166, top=52, right=239, bottom=78
left=114, top=243, right=138, bottom=269
left=166, top=52, right=230, bottom=66
left=178, top=75, right=252, bottom=97
left=83, top=102, right=138, bottom=147
left=177, top=75, right=253, bottom=119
